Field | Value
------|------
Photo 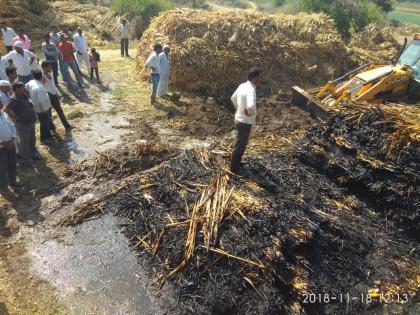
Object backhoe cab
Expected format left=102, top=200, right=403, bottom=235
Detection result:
left=292, top=34, right=420, bottom=118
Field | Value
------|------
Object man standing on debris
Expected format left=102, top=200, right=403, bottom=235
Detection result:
left=73, top=27, right=91, bottom=75
left=145, top=43, right=162, bottom=105
left=230, top=67, right=262, bottom=173
left=1, top=22, right=17, bottom=53
left=157, top=44, right=170, bottom=98
left=4, top=41, right=36, bottom=84
left=117, top=18, right=131, bottom=57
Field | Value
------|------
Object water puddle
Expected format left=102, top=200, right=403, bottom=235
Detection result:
left=26, top=213, right=159, bottom=315
left=66, top=85, right=130, bottom=164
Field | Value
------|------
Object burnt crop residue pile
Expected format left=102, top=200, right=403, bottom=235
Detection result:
left=60, top=141, right=418, bottom=314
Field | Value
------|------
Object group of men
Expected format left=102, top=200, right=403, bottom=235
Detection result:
left=0, top=15, right=260, bottom=196
left=145, top=42, right=261, bottom=174
left=0, top=18, right=135, bottom=196
left=145, top=43, right=171, bottom=105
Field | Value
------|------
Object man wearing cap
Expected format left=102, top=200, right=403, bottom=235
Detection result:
left=146, top=43, right=162, bottom=105
left=157, top=45, right=171, bottom=98
left=0, top=105, right=17, bottom=194
left=4, top=82, right=38, bottom=166
left=230, top=67, right=262, bottom=174
left=1, top=22, right=17, bottom=53
left=4, top=41, right=36, bottom=84
left=0, top=80, right=11, bottom=109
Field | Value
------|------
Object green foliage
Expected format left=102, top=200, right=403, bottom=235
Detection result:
left=300, top=0, right=386, bottom=38
left=372, top=0, right=394, bottom=12
left=388, top=10, right=420, bottom=24
left=111, top=0, right=172, bottom=18
left=176, top=0, right=208, bottom=8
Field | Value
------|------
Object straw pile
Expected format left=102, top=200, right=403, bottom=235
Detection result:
left=136, top=9, right=353, bottom=99
left=348, top=24, right=400, bottom=64
left=0, top=0, right=51, bottom=30
left=0, top=0, right=118, bottom=45
left=50, top=1, right=118, bottom=47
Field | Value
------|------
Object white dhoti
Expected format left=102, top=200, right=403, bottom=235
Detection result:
left=157, top=51, right=170, bottom=97
left=157, top=74, right=169, bottom=97
left=75, top=51, right=91, bottom=74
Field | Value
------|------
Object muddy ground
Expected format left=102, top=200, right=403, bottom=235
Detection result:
left=0, top=48, right=419, bottom=315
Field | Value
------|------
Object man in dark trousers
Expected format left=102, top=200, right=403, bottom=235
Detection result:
left=42, top=33, right=60, bottom=85
left=0, top=107, right=17, bottom=195
left=230, top=67, right=262, bottom=173
left=117, top=18, right=131, bottom=57
left=4, top=82, right=38, bottom=167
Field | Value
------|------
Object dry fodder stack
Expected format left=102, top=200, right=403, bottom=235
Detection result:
left=349, top=24, right=400, bottom=64
left=136, top=10, right=354, bottom=99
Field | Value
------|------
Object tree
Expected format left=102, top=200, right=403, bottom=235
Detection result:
left=300, top=0, right=385, bottom=38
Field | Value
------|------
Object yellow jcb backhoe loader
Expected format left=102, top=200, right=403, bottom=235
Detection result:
left=292, top=34, right=420, bottom=119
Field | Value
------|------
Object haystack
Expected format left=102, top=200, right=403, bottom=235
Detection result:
left=136, top=10, right=354, bottom=99
left=0, top=0, right=118, bottom=46
left=349, top=24, right=400, bottom=64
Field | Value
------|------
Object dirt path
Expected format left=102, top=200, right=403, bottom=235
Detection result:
left=0, top=48, right=164, bottom=315
left=0, top=46, right=240, bottom=314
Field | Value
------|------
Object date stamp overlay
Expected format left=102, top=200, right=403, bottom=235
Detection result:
left=302, top=292, right=410, bottom=305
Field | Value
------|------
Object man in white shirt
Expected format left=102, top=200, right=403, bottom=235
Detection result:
left=4, top=41, right=36, bottom=84
left=41, top=60, right=72, bottom=130
left=0, top=21, right=17, bottom=53
left=26, top=71, right=53, bottom=144
left=145, top=43, right=163, bottom=105
left=73, top=27, right=91, bottom=75
left=230, top=67, right=262, bottom=173
left=0, top=108, right=17, bottom=194
left=0, top=80, right=11, bottom=109
left=117, top=19, right=131, bottom=57
left=157, top=45, right=170, bottom=98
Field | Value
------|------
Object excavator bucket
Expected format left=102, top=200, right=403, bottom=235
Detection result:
left=291, top=86, right=330, bottom=120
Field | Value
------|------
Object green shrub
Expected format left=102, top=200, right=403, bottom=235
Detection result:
left=111, top=0, right=172, bottom=18
left=300, top=0, right=386, bottom=38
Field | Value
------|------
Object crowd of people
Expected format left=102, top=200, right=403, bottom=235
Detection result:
left=0, top=18, right=133, bottom=196
left=1, top=14, right=258, bottom=196
left=145, top=41, right=260, bottom=174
